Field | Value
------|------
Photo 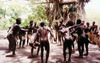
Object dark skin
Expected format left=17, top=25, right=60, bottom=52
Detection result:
left=80, top=22, right=90, bottom=56
left=75, top=26, right=84, bottom=57
left=36, top=33, right=40, bottom=55
left=33, top=23, right=40, bottom=55
left=71, top=19, right=85, bottom=58
left=90, top=22, right=98, bottom=44
left=83, top=23, right=90, bottom=56
left=58, top=22, right=65, bottom=45
left=27, top=21, right=34, bottom=45
left=28, top=23, right=40, bottom=58
left=60, top=25, right=74, bottom=62
left=54, top=22, right=59, bottom=42
left=19, top=27, right=26, bottom=48
left=75, top=24, right=85, bottom=58
left=38, top=24, right=53, bottom=63
left=6, top=18, right=21, bottom=57
left=90, top=22, right=98, bottom=34
left=70, top=28, right=76, bottom=53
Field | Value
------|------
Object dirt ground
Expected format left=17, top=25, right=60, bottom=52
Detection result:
left=0, top=30, right=100, bottom=63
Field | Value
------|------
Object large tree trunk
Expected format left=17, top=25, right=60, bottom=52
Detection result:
left=46, top=0, right=91, bottom=26
left=46, top=0, right=62, bottom=27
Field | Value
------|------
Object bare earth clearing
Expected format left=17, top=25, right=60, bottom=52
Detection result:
left=0, top=30, right=100, bottom=63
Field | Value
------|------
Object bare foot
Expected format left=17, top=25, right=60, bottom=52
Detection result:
left=5, top=50, right=11, bottom=53
left=6, top=54, right=16, bottom=57
left=84, top=53, right=88, bottom=56
left=28, top=55, right=34, bottom=58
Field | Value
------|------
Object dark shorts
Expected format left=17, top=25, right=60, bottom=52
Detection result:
left=64, top=39, right=73, bottom=47
left=7, top=34, right=16, bottom=51
left=40, top=41, right=49, bottom=51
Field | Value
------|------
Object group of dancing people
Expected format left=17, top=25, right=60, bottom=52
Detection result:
left=6, top=18, right=100, bottom=63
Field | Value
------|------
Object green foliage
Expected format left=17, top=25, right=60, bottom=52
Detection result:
left=0, top=18, right=15, bottom=29
left=0, top=0, right=49, bottom=29
left=32, top=5, right=49, bottom=22
left=0, top=8, right=4, bottom=15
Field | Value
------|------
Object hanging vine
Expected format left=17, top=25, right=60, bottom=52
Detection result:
left=45, top=0, right=91, bottom=26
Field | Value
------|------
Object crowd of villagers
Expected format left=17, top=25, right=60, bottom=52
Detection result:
left=6, top=17, right=100, bottom=63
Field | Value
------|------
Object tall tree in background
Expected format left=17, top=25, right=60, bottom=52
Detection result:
left=46, top=0, right=63, bottom=26
left=46, top=0, right=91, bottom=26
left=77, top=0, right=90, bottom=20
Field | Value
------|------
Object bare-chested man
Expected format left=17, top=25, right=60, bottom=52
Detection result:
left=19, top=27, right=26, bottom=48
left=90, top=21, right=98, bottom=44
left=58, top=20, right=65, bottom=45
left=60, top=21, right=74, bottom=62
left=28, top=22, right=39, bottom=58
left=83, top=22, right=91, bottom=56
left=38, top=22, right=53, bottom=63
left=6, top=18, right=21, bottom=57
left=75, top=19, right=85, bottom=58
left=27, top=20, right=34, bottom=45
left=33, top=22, right=40, bottom=55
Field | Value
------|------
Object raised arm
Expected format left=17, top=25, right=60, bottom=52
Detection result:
left=46, top=26, right=54, bottom=37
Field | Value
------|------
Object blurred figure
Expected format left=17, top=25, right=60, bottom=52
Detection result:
left=27, top=20, right=34, bottom=45
left=54, top=22, right=59, bottom=43
left=58, top=20, right=65, bottom=45
left=38, top=22, right=53, bottom=63
left=6, top=18, right=21, bottom=57
left=19, top=27, right=26, bottom=48
left=90, top=21, right=98, bottom=44
left=60, top=21, right=74, bottom=62
left=28, top=22, right=40, bottom=58
left=74, top=19, right=85, bottom=58
left=83, top=22, right=91, bottom=56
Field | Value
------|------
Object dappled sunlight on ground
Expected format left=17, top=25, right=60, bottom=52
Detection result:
left=0, top=30, right=100, bottom=63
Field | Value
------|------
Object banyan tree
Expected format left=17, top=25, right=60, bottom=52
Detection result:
left=45, top=0, right=90, bottom=26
